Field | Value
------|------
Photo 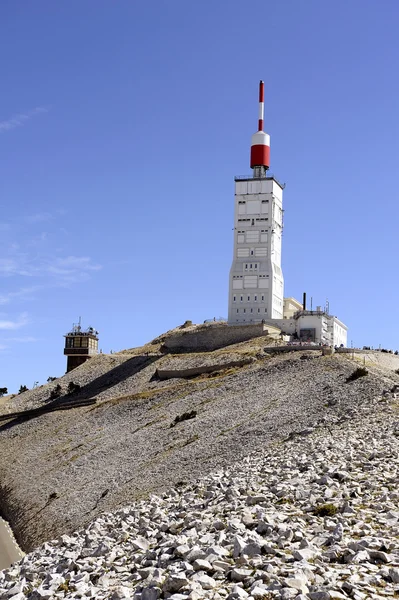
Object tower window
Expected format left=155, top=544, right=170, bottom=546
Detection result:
left=261, top=295, right=265, bottom=301
left=233, top=295, right=236, bottom=302
left=257, top=308, right=260, bottom=313
left=236, top=309, right=239, bottom=313
left=250, top=249, right=254, bottom=256
left=254, top=295, right=257, bottom=301
left=247, top=295, right=250, bottom=301
left=243, top=309, right=246, bottom=313
left=250, top=308, right=253, bottom=313
left=240, top=296, right=243, bottom=302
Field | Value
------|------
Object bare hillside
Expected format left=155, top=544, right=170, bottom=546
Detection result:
left=0, top=327, right=398, bottom=552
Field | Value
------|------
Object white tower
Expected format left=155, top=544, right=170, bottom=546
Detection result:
left=228, top=81, right=284, bottom=324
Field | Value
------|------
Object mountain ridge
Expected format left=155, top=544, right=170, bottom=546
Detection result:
left=0, top=323, right=398, bottom=552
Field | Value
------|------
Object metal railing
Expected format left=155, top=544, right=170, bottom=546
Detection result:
left=234, top=174, right=285, bottom=188
left=294, top=309, right=330, bottom=318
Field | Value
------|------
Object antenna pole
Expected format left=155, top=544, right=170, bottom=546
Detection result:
left=258, top=80, right=264, bottom=131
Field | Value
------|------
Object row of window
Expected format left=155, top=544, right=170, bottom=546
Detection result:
left=237, top=229, right=268, bottom=233
left=236, top=308, right=267, bottom=314
left=233, top=294, right=266, bottom=302
left=238, top=199, right=269, bottom=204
left=237, top=218, right=268, bottom=222
left=65, top=337, right=97, bottom=349
left=232, top=275, right=269, bottom=278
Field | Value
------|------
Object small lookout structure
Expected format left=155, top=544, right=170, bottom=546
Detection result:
left=64, top=319, right=99, bottom=372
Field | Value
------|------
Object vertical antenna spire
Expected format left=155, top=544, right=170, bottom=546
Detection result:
left=258, top=80, right=264, bottom=131
left=250, top=80, right=270, bottom=174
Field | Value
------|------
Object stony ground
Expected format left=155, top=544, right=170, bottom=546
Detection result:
left=1, top=384, right=398, bottom=600
left=0, top=327, right=398, bottom=558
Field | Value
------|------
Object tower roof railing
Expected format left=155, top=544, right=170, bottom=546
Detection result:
left=65, top=326, right=99, bottom=337
left=294, top=309, right=330, bottom=318
left=234, top=174, right=285, bottom=188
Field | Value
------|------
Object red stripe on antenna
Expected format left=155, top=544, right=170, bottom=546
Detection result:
left=258, top=119, right=264, bottom=131
left=259, top=80, right=264, bottom=102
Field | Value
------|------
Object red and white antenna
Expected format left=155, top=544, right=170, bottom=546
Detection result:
left=250, top=80, right=270, bottom=172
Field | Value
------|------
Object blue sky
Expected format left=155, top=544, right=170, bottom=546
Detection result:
left=1, top=1, right=398, bottom=392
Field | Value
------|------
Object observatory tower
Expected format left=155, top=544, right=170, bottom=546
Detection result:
left=228, top=81, right=284, bottom=324
left=64, top=320, right=99, bottom=372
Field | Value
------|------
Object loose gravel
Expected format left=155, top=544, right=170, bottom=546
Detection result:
left=1, top=387, right=398, bottom=600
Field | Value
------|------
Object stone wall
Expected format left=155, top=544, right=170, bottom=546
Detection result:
left=156, top=357, right=256, bottom=380
left=162, top=323, right=280, bottom=353
left=264, top=345, right=322, bottom=354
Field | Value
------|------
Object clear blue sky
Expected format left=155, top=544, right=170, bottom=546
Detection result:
left=1, top=1, right=398, bottom=393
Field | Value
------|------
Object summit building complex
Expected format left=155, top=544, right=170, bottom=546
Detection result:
left=228, top=81, right=348, bottom=347
left=228, top=81, right=284, bottom=324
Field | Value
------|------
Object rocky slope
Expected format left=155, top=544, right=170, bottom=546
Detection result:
left=0, top=326, right=398, bottom=556
left=0, top=383, right=398, bottom=599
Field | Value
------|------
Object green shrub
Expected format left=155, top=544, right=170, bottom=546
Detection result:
left=346, top=367, right=368, bottom=383
left=313, top=503, right=338, bottom=517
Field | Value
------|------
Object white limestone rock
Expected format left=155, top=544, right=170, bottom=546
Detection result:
left=193, top=559, right=213, bottom=572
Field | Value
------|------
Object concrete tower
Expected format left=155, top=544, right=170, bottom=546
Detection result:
left=228, top=81, right=284, bottom=324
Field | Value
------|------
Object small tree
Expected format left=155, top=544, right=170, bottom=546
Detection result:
left=18, top=385, right=28, bottom=394
left=0, top=387, right=8, bottom=397
left=47, top=376, right=57, bottom=383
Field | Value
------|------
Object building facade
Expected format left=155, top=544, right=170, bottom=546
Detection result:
left=228, top=81, right=284, bottom=324
left=265, top=307, right=348, bottom=347
left=283, top=297, right=303, bottom=320
left=64, top=322, right=99, bottom=372
left=227, top=81, right=348, bottom=345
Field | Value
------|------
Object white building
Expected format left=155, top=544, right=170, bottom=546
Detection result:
left=294, top=310, right=348, bottom=347
left=227, top=81, right=348, bottom=346
left=268, top=302, right=348, bottom=347
left=283, top=297, right=303, bottom=320
left=228, top=81, right=284, bottom=324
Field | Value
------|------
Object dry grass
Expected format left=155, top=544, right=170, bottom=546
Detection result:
left=0, top=395, right=13, bottom=408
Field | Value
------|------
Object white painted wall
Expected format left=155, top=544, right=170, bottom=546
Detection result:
left=331, top=317, right=348, bottom=347
left=260, top=313, right=348, bottom=346
left=296, top=314, right=348, bottom=346
left=228, top=177, right=285, bottom=324
left=264, top=318, right=296, bottom=334
left=283, top=297, right=303, bottom=319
